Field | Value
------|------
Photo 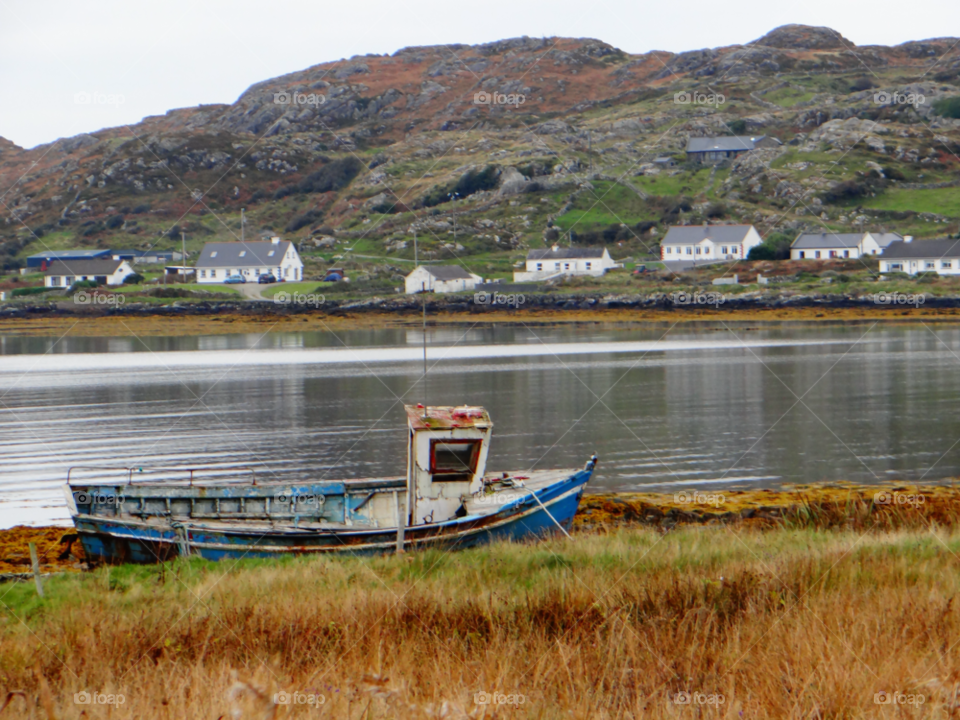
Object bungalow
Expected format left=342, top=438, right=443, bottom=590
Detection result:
left=195, top=237, right=303, bottom=283
left=405, top=265, right=482, bottom=294
left=513, top=246, right=618, bottom=282
left=111, top=249, right=182, bottom=264
left=43, top=259, right=135, bottom=288
left=660, top=225, right=763, bottom=264
left=879, top=238, right=960, bottom=275
left=790, top=232, right=905, bottom=260
left=685, top=136, right=782, bottom=164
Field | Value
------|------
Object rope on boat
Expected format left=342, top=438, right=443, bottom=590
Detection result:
left=509, top=479, right=572, bottom=539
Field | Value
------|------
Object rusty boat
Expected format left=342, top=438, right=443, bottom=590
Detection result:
left=64, top=405, right=597, bottom=563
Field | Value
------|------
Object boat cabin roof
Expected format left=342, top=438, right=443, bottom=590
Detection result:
left=405, top=405, right=492, bottom=431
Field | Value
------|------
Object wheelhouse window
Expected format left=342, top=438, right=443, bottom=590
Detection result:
left=430, top=439, right=481, bottom=482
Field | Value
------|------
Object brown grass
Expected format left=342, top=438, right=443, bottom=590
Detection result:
left=3, top=504, right=960, bottom=717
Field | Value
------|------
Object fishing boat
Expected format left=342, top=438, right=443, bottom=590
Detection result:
left=64, top=405, right=597, bottom=563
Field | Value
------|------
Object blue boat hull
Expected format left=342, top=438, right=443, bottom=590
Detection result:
left=74, top=468, right=593, bottom=563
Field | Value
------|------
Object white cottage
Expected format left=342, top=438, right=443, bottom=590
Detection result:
left=195, top=237, right=303, bottom=283
left=405, top=265, right=482, bottom=294
left=660, top=224, right=762, bottom=263
left=513, top=246, right=618, bottom=282
left=790, top=231, right=904, bottom=260
left=879, top=238, right=960, bottom=275
left=43, top=259, right=136, bottom=288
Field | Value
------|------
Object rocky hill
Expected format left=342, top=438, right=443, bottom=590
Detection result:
left=1, top=24, right=958, bottom=282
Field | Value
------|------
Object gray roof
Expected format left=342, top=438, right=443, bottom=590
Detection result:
left=868, top=232, right=904, bottom=248
left=424, top=265, right=474, bottom=280
left=526, top=247, right=606, bottom=260
left=792, top=232, right=865, bottom=249
left=881, top=239, right=960, bottom=259
left=661, top=225, right=756, bottom=245
left=29, top=249, right=111, bottom=260
left=195, top=241, right=293, bottom=268
left=686, top=136, right=766, bottom=153
left=43, top=259, right=126, bottom=276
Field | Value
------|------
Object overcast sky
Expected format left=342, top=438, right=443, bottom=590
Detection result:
left=1, top=0, right=956, bottom=149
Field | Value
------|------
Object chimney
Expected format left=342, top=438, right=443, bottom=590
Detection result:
left=271, top=236, right=281, bottom=244
left=904, top=236, right=913, bottom=243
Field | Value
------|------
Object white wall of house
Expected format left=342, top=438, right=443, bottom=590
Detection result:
left=514, top=249, right=618, bottom=281
left=661, top=228, right=762, bottom=262
left=404, top=266, right=482, bottom=294
left=790, top=246, right=860, bottom=260
left=44, top=261, right=135, bottom=288
left=880, top=257, right=960, bottom=275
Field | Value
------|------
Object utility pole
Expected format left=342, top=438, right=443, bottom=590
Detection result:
left=241, top=208, right=245, bottom=244
left=181, top=232, right=186, bottom=282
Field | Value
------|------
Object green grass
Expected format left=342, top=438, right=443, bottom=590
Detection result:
left=260, top=282, right=331, bottom=298
left=632, top=169, right=711, bottom=196
left=862, top=187, right=960, bottom=217
left=763, top=87, right=815, bottom=107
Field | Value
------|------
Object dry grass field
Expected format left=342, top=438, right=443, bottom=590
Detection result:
left=2, top=487, right=960, bottom=718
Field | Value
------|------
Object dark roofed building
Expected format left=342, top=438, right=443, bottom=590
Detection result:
left=195, top=238, right=303, bottom=283
left=685, top=135, right=782, bottom=164
left=660, top=224, right=762, bottom=264
left=27, top=249, right=112, bottom=269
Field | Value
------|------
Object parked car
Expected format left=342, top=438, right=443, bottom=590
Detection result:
left=258, top=274, right=277, bottom=284
left=224, top=275, right=246, bottom=284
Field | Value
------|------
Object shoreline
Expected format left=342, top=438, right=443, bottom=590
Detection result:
left=3, top=482, right=953, bottom=575
left=1, top=301, right=959, bottom=337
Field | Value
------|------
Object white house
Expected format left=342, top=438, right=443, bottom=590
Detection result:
left=405, top=265, right=482, bottom=294
left=790, top=231, right=904, bottom=260
left=513, top=246, right=618, bottom=282
left=660, top=224, right=762, bottom=263
left=195, top=237, right=303, bottom=283
left=43, top=259, right=136, bottom=288
left=879, top=238, right=960, bottom=275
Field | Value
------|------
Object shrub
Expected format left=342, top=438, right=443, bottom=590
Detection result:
left=106, top=215, right=125, bottom=229
left=69, top=280, right=99, bottom=291
left=273, top=157, right=363, bottom=200
left=421, top=166, right=501, bottom=208
left=727, top=119, right=747, bottom=134
left=933, top=96, right=960, bottom=119
left=285, top=209, right=324, bottom=233
left=132, top=204, right=151, bottom=214
left=747, top=244, right=777, bottom=261
left=123, top=273, right=145, bottom=285
left=11, top=286, right=48, bottom=297
left=849, top=77, right=876, bottom=92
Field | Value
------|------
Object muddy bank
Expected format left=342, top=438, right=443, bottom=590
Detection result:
left=4, top=483, right=956, bottom=575
left=2, top=297, right=960, bottom=337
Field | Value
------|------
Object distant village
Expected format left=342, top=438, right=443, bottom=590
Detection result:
left=23, top=135, right=960, bottom=295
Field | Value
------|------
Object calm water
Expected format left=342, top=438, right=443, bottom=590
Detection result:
left=2, top=322, right=959, bottom=527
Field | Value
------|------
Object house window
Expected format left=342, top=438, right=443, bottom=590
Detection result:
left=666, top=247, right=672, bottom=254
left=926, top=262, right=936, bottom=270
left=536, top=262, right=542, bottom=271
left=720, top=246, right=728, bottom=254
left=586, top=262, right=592, bottom=270
left=695, top=247, right=701, bottom=255
left=685, top=247, right=692, bottom=255
left=564, top=263, right=570, bottom=270
left=829, top=251, right=838, bottom=258
left=942, top=261, right=952, bottom=269
left=210, top=251, right=217, bottom=258
left=49, top=276, right=60, bottom=285
left=284, top=267, right=290, bottom=277
left=66, top=276, right=75, bottom=285
left=844, top=250, right=850, bottom=258
left=200, top=270, right=206, bottom=278
left=555, top=263, right=561, bottom=270
left=815, top=251, right=821, bottom=259
left=890, top=263, right=902, bottom=270
left=798, top=251, right=805, bottom=259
